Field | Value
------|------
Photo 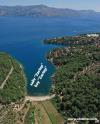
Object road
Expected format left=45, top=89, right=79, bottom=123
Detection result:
left=0, top=66, right=14, bottom=89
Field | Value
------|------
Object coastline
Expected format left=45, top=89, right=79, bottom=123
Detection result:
left=20, top=51, right=56, bottom=100
left=25, top=94, right=55, bottom=102
left=19, top=63, right=28, bottom=96
left=10, top=55, right=28, bottom=98
left=44, top=39, right=100, bottom=120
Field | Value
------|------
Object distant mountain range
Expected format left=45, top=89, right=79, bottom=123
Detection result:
left=0, top=5, right=100, bottom=17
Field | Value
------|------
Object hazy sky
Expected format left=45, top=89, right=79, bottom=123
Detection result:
left=0, top=0, right=100, bottom=12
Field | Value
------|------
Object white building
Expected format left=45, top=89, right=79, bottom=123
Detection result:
left=87, top=34, right=99, bottom=37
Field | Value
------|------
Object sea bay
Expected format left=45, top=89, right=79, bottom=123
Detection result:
left=0, top=16, right=100, bottom=95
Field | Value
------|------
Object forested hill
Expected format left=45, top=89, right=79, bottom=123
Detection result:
left=0, top=52, right=27, bottom=124
left=47, top=35, right=100, bottom=121
left=0, top=52, right=26, bottom=104
left=0, top=5, right=100, bottom=17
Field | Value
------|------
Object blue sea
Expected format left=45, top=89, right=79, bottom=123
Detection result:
left=0, top=16, right=100, bottom=95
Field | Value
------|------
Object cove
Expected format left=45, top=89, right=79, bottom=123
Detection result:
left=0, top=16, right=100, bottom=95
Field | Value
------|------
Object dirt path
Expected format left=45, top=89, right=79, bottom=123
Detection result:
left=0, top=66, right=14, bottom=89
left=23, top=106, right=30, bottom=124
left=25, top=94, right=55, bottom=102
left=73, top=62, right=100, bottom=81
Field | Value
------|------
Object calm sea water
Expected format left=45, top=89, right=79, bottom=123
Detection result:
left=0, top=16, right=100, bottom=95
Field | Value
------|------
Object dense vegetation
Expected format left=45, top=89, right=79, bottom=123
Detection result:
left=0, top=52, right=27, bottom=124
left=0, top=52, right=26, bottom=104
left=44, top=33, right=100, bottom=46
left=47, top=39, right=100, bottom=120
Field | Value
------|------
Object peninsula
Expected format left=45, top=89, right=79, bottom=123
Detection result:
left=44, top=33, right=100, bottom=46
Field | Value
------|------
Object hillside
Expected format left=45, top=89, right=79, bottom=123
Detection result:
left=0, top=52, right=64, bottom=124
left=46, top=35, right=100, bottom=123
left=0, top=52, right=26, bottom=104
left=0, top=52, right=27, bottom=124
left=0, top=5, right=99, bottom=17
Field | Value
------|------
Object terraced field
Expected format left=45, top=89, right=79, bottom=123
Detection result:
left=25, top=101, right=64, bottom=124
